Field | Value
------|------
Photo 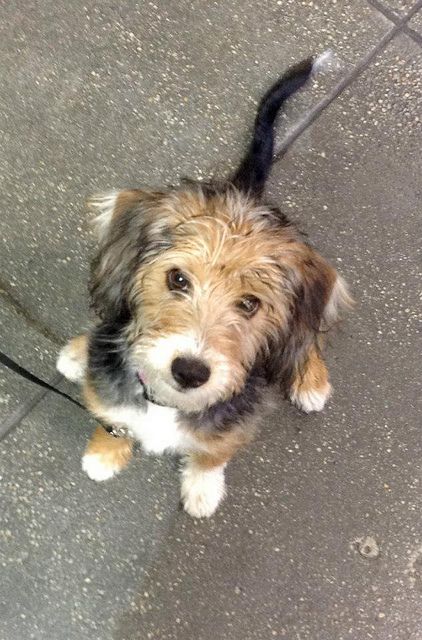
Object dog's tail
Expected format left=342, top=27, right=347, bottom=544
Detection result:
left=231, top=53, right=329, bottom=197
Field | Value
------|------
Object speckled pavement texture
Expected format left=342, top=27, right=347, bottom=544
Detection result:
left=1, top=2, right=421, bottom=639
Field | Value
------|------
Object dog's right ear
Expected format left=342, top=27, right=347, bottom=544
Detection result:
left=88, top=189, right=171, bottom=319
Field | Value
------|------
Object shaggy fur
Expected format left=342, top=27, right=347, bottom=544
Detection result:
left=57, top=56, right=351, bottom=518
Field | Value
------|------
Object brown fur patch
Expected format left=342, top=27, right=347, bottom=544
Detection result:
left=84, top=425, right=133, bottom=471
left=82, top=381, right=134, bottom=471
left=291, top=344, right=329, bottom=396
left=65, top=333, right=88, bottom=367
left=83, top=380, right=111, bottom=419
left=114, top=189, right=144, bottom=218
left=189, top=419, right=257, bottom=468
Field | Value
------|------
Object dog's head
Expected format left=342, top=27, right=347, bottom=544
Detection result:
left=89, top=186, right=350, bottom=411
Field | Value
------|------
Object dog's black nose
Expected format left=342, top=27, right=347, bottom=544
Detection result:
left=171, top=357, right=210, bottom=389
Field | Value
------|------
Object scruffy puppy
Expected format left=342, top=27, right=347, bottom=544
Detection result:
left=57, top=57, right=350, bottom=518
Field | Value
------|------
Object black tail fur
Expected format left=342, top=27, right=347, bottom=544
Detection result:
left=232, top=57, right=314, bottom=197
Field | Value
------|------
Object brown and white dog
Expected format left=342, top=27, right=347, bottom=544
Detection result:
left=57, top=56, right=351, bottom=518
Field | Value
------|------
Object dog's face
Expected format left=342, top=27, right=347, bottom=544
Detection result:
left=89, top=187, right=348, bottom=411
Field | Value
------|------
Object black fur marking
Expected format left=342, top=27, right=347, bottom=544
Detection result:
left=185, top=364, right=268, bottom=433
left=90, top=195, right=173, bottom=319
left=232, top=58, right=314, bottom=197
left=262, top=204, right=292, bottom=228
left=267, top=253, right=333, bottom=392
left=88, top=316, right=146, bottom=408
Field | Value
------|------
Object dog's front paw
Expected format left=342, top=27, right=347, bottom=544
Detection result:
left=57, top=340, right=86, bottom=383
left=180, top=464, right=226, bottom=518
left=82, top=453, right=121, bottom=482
left=290, top=382, right=332, bottom=413
left=82, top=426, right=133, bottom=482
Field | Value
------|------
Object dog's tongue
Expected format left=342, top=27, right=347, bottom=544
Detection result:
left=137, top=370, right=148, bottom=386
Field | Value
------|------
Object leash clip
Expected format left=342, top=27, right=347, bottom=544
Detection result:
left=102, top=422, right=129, bottom=438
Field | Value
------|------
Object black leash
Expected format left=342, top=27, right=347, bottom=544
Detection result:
left=0, top=349, right=87, bottom=412
left=0, top=349, right=157, bottom=439
left=0, top=350, right=125, bottom=437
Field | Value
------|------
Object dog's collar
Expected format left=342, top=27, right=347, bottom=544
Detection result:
left=101, top=421, right=130, bottom=438
left=140, top=381, right=166, bottom=407
left=137, top=370, right=168, bottom=407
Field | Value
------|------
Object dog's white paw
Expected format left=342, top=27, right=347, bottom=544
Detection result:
left=181, top=464, right=226, bottom=518
left=290, top=383, right=332, bottom=413
left=57, top=344, right=86, bottom=383
left=82, top=453, right=119, bottom=482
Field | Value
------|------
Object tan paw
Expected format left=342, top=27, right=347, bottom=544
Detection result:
left=290, top=382, right=332, bottom=413
left=56, top=335, right=88, bottom=383
left=82, top=426, right=133, bottom=481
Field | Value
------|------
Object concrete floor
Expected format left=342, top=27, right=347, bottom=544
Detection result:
left=1, top=1, right=422, bottom=639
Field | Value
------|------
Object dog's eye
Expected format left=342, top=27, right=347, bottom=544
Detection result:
left=167, top=269, right=190, bottom=292
left=236, top=295, right=260, bottom=317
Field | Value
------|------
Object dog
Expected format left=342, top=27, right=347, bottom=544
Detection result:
left=57, top=55, right=351, bottom=518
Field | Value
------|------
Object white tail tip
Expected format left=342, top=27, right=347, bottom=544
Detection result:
left=312, top=49, right=339, bottom=75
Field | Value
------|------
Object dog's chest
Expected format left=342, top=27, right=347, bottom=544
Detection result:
left=100, top=401, right=200, bottom=455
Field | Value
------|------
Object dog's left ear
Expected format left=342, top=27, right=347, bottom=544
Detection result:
left=275, top=243, right=351, bottom=387
left=88, top=189, right=170, bottom=319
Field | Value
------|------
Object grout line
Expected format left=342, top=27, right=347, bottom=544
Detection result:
left=0, top=279, right=64, bottom=346
left=368, top=0, right=422, bottom=46
left=402, top=25, right=422, bottom=45
left=0, top=373, right=64, bottom=441
left=274, top=0, right=422, bottom=159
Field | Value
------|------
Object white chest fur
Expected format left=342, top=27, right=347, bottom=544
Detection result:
left=98, top=401, right=200, bottom=455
